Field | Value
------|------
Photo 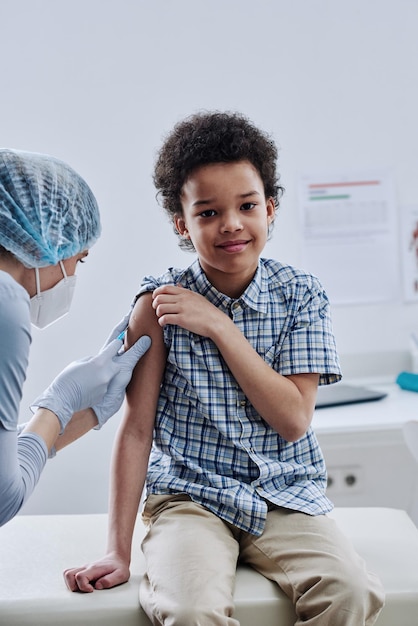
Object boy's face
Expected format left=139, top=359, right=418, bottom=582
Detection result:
left=175, top=160, right=275, bottom=297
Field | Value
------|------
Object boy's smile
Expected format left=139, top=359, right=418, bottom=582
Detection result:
left=216, top=239, right=249, bottom=254
left=176, top=160, right=275, bottom=297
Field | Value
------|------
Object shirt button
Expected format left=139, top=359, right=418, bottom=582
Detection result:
left=232, top=302, right=240, bottom=310
left=239, top=400, right=246, bottom=407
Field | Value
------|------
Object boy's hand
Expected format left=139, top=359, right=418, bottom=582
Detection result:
left=152, top=284, right=226, bottom=337
left=63, top=553, right=130, bottom=592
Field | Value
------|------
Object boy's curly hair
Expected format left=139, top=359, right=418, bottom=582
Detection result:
left=153, top=111, right=284, bottom=251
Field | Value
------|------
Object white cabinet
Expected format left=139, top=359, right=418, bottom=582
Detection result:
left=313, top=383, right=418, bottom=524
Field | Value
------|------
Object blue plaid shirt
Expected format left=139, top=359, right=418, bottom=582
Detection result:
left=137, top=258, right=341, bottom=536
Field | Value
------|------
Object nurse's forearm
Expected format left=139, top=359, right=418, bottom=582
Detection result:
left=22, top=408, right=98, bottom=453
left=53, top=409, right=98, bottom=452
left=22, top=408, right=61, bottom=451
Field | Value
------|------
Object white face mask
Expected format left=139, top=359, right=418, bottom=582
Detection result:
left=30, top=261, right=77, bottom=329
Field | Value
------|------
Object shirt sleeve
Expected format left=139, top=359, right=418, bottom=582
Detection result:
left=277, top=277, right=342, bottom=385
left=133, top=267, right=186, bottom=303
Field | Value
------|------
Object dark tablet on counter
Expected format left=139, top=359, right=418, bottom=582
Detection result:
left=315, top=383, right=387, bottom=409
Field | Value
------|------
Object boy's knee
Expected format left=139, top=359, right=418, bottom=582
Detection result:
left=333, top=571, right=384, bottom=614
left=140, top=578, right=236, bottom=626
left=301, top=569, right=384, bottom=625
left=347, top=570, right=385, bottom=625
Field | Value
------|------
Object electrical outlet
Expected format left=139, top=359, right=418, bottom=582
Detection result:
left=326, top=465, right=364, bottom=495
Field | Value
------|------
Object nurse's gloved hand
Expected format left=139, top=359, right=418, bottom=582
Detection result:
left=89, top=312, right=151, bottom=428
left=92, top=334, right=151, bottom=428
left=31, top=335, right=151, bottom=433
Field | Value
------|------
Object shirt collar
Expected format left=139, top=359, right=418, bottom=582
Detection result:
left=188, top=259, right=270, bottom=314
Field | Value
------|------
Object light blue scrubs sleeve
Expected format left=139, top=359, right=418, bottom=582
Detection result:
left=0, top=427, right=48, bottom=526
left=0, top=272, right=31, bottom=431
left=0, top=272, right=48, bottom=526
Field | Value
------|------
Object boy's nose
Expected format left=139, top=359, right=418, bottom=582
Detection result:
left=220, top=211, right=243, bottom=233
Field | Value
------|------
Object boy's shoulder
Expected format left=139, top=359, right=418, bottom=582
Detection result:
left=261, top=258, right=321, bottom=290
left=137, top=265, right=194, bottom=296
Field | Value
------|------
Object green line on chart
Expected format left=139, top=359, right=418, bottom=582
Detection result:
left=309, top=194, right=351, bottom=201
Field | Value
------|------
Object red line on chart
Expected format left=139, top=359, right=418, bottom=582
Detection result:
left=309, top=180, right=381, bottom=189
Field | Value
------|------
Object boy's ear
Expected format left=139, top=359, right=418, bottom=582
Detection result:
left=174, top=215, right=187, bottom=236
left=267, top=197, right=275, bottom=224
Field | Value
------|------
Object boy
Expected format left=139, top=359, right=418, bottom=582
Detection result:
left=65, top=112, right=384, bottom=625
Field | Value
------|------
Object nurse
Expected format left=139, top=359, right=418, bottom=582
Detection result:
left=0, top=149, right=150, bottom=526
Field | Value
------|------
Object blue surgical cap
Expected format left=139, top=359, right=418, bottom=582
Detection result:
left=0, top=149, right=101, bottom=268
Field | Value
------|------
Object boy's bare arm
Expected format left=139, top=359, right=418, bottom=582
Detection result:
left=106, top=293, right=167, bottom=562
left=152, top=285, right=319, bottom=443
left=64, top=293, right=166, bottom=592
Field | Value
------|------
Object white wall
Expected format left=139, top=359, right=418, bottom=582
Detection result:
left=1, top=0, right=417, bottom=514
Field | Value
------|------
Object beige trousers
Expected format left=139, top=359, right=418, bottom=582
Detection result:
left=139, top=494, right=385, bottom=626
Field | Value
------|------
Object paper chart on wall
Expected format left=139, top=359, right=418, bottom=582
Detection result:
left=298, top=170, right=400, bottom=306
left=400, top=205, right=418, bottom=303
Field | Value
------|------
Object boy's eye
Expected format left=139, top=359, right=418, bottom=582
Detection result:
left=199, top=209, right=217, bottom=218
left=241, top=202, right=255, bottom=211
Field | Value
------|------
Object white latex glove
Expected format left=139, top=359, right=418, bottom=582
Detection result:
left=31, top=316, right=150, bottom=433
left=92, top=333, right=151, bottom=428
